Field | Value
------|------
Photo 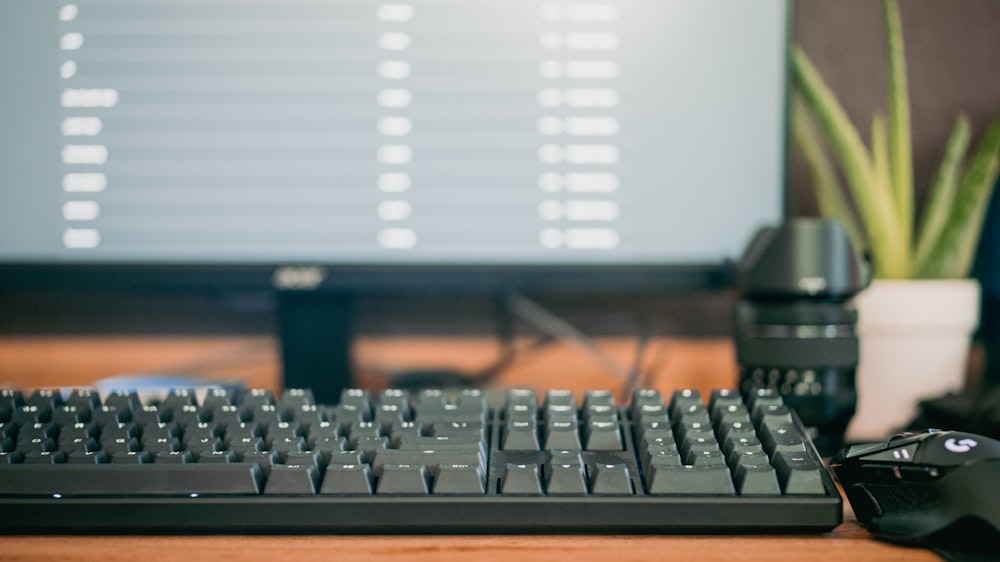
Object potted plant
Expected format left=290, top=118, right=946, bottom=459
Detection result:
left=793, top=0, right=1000, bottom=440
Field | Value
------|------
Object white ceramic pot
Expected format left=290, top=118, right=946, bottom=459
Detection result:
left=846, top=278, right=981, bottom=442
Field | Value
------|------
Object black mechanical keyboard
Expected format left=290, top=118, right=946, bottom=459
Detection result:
left=0, top=386, right=842, bottom=533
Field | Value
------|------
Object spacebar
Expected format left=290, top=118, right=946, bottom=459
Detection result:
left=0, top=463, right=264, bottom=496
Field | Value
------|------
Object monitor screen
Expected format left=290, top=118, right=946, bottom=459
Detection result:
left=0, top=0, right=791, bottom=397
left=0, top=0, right=788, bottom=274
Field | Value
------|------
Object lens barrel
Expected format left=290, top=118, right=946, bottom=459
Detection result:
left=734, top=219, right=870, bottom=456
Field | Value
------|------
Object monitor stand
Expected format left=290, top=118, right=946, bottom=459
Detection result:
left=276, top=291, right=355, bottom=404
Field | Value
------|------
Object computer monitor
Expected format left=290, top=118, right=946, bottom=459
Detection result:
left=0, top=0, right=790, bottom=400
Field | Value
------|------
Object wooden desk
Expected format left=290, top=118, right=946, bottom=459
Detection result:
left=0, top=530, right=941, bottom=562
left=0, top=336, right=943, bottom=561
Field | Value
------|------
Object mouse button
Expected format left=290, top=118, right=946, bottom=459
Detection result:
left=858, top=443, right=920, bottom=464
left=844, top=483, right=884, bottom=521
left=916, top=432, right=1000, bottom=465
left=886, top=432, right=932, bottom=448
left=854, top=463, right=899, bottom=483
left=842, top=441, right=889, bottom=459
left=896, top=465, right=943, bottom=482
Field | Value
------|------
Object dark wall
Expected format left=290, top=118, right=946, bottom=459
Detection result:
left=789, top=0, right=1000, bottom=216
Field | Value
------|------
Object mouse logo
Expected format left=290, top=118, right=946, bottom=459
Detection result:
left=944, top=437, right=978, bottom=453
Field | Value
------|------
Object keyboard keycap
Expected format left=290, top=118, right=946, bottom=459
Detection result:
left=263, top=463, right=319, bottom=495
left=501, top=463, right=543, bottom=495
left=502, top=420, right=540, bottom=451
left=319, top=463, right=373, bottom=495
left=773, top=452, right=828, bottom=495
left=646, top=464, right=736, bottom=496
left=376, top=464, right=429, bottom=495
left=0, top=463, right=263, bottom=495
left=433, top=464, right=485, bottom=495
left=543, top=421, right=581, bottom=450
left=584, top=421, right=622, bottom=451
left=545, top=463, right=587, bottom=495
left=589, top=463, right=633, bottom=495
left=733, top=463, right=782, bottom=496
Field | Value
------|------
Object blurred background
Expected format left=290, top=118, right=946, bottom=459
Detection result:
left=789, top=0, right=1000, bottom=215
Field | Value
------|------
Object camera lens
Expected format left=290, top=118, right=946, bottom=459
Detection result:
left=733, top=218, right=869, bottom=456
left=735, top=299, right=859, bottom=456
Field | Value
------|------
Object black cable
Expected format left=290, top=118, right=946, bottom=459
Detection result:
left=387, top=294, right=662, bottom=394
left=465, top=294, right=520, bottom=385
left=621, top=312, right=653, bottom=399
left=386, top=293, right=549, bottom=389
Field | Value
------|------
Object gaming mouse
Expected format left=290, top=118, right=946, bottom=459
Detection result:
left=830, top=429, right=1000, bottom=548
